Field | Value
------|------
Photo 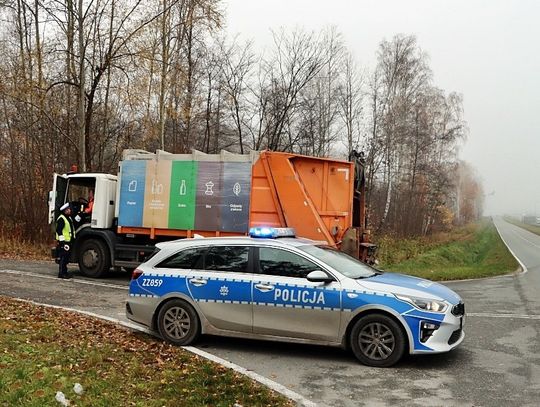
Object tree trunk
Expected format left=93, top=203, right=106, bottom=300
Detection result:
left=77, top=0, right=86, bottom=171
left=158, top=0, right=169, bottom=150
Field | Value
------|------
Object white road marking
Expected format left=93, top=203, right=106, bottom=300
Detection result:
left=0, top=269, right=128, bottom=290
left=494, top=220, right=528, bottom=275
left=10, top=297, right=317, bottom=407
left=467, top=312, right=540, bottom=320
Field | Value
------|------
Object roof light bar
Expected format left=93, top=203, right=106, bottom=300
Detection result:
left=249, top=227, right=296, bottom=238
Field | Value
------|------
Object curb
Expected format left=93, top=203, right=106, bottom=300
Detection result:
left=11, top=297, right=317, bottom=407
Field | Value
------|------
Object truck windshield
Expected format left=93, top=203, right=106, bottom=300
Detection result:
left=299, top=245, right=378, bottom=279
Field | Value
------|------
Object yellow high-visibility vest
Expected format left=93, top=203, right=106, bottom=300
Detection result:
left=56, top=214, right=75, bottom=242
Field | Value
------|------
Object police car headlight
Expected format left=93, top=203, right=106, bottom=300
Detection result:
left=395, top=294, right=448, bottom=313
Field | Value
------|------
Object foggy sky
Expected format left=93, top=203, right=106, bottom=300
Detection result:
left=224, top=0, right=540, bottom=216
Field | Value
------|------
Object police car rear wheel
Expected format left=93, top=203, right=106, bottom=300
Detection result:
left=157, top=300, right=200, bottom=346
left=350, top=314, right=405, bottom=367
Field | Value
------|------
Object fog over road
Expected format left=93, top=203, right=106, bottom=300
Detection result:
left=1, top=217, right=539, bottom=406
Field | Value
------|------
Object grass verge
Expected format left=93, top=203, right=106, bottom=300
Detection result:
left=0, top=231, right=50, bottom=261
left=0, top=296, right=292, bottom=407
left=503, top=216, right=540, bottom=236
left=377, top=220, right=519, bottom=281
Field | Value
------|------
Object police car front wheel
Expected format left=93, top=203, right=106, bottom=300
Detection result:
left=350, top=314, right=406, bottom=367
left=157, top=300, right=200, bottom=346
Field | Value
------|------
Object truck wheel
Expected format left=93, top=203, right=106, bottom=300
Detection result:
left=350, top=313, right=406, bottom=367
left=78, top=239, right=111, bottom=278
left=157, top=299, right=200, bottom=346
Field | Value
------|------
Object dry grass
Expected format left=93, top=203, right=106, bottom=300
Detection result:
left=0, top=235, right=50, bottom=260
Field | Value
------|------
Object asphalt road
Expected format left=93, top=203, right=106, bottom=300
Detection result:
left=1, top=217, right=539, bottom=406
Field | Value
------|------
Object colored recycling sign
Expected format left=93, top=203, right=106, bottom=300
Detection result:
left=118, top=159, right=252, bottom=232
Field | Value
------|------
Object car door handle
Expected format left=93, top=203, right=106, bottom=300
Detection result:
left=189, top=278, right=207, bottom=287
left=255, top=283, right=274, bottom=292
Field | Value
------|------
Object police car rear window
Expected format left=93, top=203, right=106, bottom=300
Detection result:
left=204, top=246, right=249, bottom=273
left=156, top=248, right=204, bottom=269
left=156, top=246, right=249, bottom=272
left=145, top=248, right=161, bottom=262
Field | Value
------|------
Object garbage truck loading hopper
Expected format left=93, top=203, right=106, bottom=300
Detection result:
left=250, top=151, right=354, bottom=247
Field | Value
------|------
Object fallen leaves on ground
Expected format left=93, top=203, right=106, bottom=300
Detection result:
left=0, top=296, right=293, bottom=407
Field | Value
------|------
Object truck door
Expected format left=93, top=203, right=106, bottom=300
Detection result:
left=93, top=177, right=116, bottom=228
left=48, top=174, right=69, bottom=224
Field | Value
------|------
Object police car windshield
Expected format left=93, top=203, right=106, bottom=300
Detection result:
left=298, top=245, right=377, bottom=279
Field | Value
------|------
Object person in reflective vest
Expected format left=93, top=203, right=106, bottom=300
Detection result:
left=56, top=203, right=76, bottom=279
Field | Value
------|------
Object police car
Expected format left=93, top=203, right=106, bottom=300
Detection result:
left=126, top=228, right=465, bottom=367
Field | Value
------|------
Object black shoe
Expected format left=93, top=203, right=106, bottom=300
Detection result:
left=59, top=274, right=73, bottom=279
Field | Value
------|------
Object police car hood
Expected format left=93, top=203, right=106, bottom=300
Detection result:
left=358, top=272, right=462, bottom=304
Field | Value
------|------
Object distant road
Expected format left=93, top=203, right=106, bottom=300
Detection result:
left=1, top=217, right=539, bottom=406
left=493, top=216, right=540, bottom=274
left=470, top=216, right=540, bottom=316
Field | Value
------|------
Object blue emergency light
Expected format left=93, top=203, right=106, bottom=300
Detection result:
left=248, top=227, right=296, bottom=238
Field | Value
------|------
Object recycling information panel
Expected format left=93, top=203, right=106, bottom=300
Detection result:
left=118, top=159, right=252, bottom=232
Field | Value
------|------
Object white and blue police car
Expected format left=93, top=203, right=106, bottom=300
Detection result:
left=126, top=227, right=465, bottom=367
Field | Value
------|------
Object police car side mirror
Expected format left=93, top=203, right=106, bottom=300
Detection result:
left=306, top=270, right=335, bottom=283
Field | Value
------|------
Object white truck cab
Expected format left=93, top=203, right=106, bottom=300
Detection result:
left=48, top=172, right=129, bottom=278
left=48, top=173, right=117, bottom=229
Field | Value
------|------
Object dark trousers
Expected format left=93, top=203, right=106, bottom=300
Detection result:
left=58, top=245, right=70, bottom=277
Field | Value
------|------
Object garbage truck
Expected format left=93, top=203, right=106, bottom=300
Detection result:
left=48, top=149, right=374, bottom=277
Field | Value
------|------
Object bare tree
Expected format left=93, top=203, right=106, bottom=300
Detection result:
left=372, top=35, right=431, bottom=231
left=219, top=36, right=254, bottom=153
left=363, top=35, right=467, bottom=236
left=258, top=28, right=327, bottom=151
left=338, top=51, right=364, bottom=156
left=296, top=27, right=344, bottom=156
left=0, top=8, right=471, bottom=243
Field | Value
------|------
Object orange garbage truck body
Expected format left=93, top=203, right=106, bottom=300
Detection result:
left=49, top=149, right=372, bottom=278
left=250, top=151, right=354, bottom=248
